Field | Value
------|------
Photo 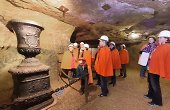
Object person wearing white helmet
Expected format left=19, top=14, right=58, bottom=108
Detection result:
left=99, top=35, right=109, bottom=42
left=109, top=41, right=121, bottom=86
left=73, top=43, right=78, bottom=48
left=138, top=35, right=157, bottom=78
left=138, top=36, right=158, bottom=103
left=73, top=42, right=79, bottom=69
left=94, top=45, right=101, bottom=86
left=84, top=44, right=89, bottom=49
left=95, top=35, right=113, bottom=97
left=80, top=41, right=84, bottom=45
left=83, top=44, right=93, bottom=84
left=119, top=44, right=129, bottom=78
left=146, top=30, right=170, bottom=106
left=68, top=44, right=74, bottom=52
left=79, top=42, right=85, bottom=58
left=110, top=41, right=115, bottom=46
left=157, top=30, right=170, bottom=44
left=80, top=42, right=85, bottom=51
left=61, top=44, right=76, bottom=81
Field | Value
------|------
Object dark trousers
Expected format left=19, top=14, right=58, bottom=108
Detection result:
left=147, top=73, right=154, bottom=98
left=140, top=66, right=147, bottom=77
left=96, top=73, right=101, bottom=85
left=120, top=64, right=127, bottom=77
left=110, top=69, right=116, bottom=86
left=72, top=69, right=77, bottom=78
left=100, top=76, right=108, bottom=95
left=81, top=78, right=85, bottom=92
left=80, top=76, right=88, bottom=93
left=149, top=73, right=162, bottom=105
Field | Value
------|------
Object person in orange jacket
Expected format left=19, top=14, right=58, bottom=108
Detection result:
left=119, top=44, right=129, bottom=78
left=83, top=44, right=93, bottom=84
left=94, top=45, right=101, bottom=86
left=79, top=42, right=85, bottom=58
left=146, top=30, right=170, bottom=106
left=95, top=35, right=113, bottom=97
left=61, top=44, right=76, bottom=80
left=109, top=41, right=121, bottom=86
left=73, top=42, right=79, bottom=68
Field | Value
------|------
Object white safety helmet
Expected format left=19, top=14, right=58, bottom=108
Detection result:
left=80, top=42, right=84, bottom=45
left=121, top=44, right=126, bottom=48
left=110, top=41, right=115, bottom=46
left=99, top=35, right=109, bottom=42
left=158, top=30, right=170, bottom=38
left=68, top=44, right=73, bottom=47
left=84, top=44, right=89, bottom=48
left=73, top=43, right=78, bottom=47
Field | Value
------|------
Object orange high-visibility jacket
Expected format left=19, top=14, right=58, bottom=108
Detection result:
left=73, top=48, right=79, bottom=67
left=83, top=50, right=93, bottom=83
left=119, top=49, right=129, bottom=64
left=83, top=50, right=92, bottom=67
left=61, top=51, right=75, bottom=69
left=95, top=46, right=113, bottom=77
left=111, top=49, right=121, bottom=69
left=149, top=44, right=170, bottom=80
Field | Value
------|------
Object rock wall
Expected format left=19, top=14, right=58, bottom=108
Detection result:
left=0, top=1, right=145, bottom=109
left=127, top=41, right=147, bottom=69
left=0, top=0, right=75, bottom=103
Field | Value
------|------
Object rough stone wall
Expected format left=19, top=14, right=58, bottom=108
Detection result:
left=0, top=0, right=75, bottom=103
left=127, top=41, right=147, bottom=69
left=0, top=1, right=145, bottom=109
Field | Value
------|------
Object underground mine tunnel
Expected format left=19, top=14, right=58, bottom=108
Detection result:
left=0, top=0, right=170, bottom=110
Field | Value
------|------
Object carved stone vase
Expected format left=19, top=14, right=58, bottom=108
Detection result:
left=6, top=19, right=53, bottom=110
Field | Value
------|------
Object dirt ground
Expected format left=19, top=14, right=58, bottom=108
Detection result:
left=80, top=68, right=170, bottom=110
left=1, top=67, right=170, bottom=110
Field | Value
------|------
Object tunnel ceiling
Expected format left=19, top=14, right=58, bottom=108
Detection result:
left=3, top=0, right=170, bottom=45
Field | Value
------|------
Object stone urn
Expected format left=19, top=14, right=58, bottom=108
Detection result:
left=6, top=19, right=53, bottom=110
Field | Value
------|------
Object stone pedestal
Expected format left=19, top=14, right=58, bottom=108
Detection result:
left=7, top=20, right=53, bottom=110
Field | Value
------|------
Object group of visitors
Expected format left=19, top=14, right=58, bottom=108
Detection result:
left=60, top=29, right=170, bottom=107
left=61, top=35, right=129, bottom=96
left=138, top=30, right=170, bottom=107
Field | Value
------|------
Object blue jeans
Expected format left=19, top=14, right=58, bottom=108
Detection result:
left=140, top=66, right=147, bottom=77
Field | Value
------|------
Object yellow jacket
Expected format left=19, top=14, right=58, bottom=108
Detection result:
left=61, top=50, right=75, bottom=69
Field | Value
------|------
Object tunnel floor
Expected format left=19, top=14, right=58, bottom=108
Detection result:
left=1, top=68, right=170, bottom=110
left=79, top=68, right=170, bottom=110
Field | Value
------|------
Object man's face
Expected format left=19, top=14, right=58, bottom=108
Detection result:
left=69, top=46, right=73, bottom=52
left=109, top=44, right=114, bottom=49
left=120, top=45, right=124, bottom=50
left=79, top=60, right=83, bottom=64
left=99, top=40, right=105, bottom=47
left=158, top=37, right=167, bottom=44
left=73, top=45, right=78, bottom=49
left=80, top=44, right=84, bottom=48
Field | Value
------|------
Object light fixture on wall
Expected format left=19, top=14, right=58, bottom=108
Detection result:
left=128, top=31, right=141, bottom=39
left=57, top=5, right=69, bottom=17
left=130, top=33, right=139, bottom=39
